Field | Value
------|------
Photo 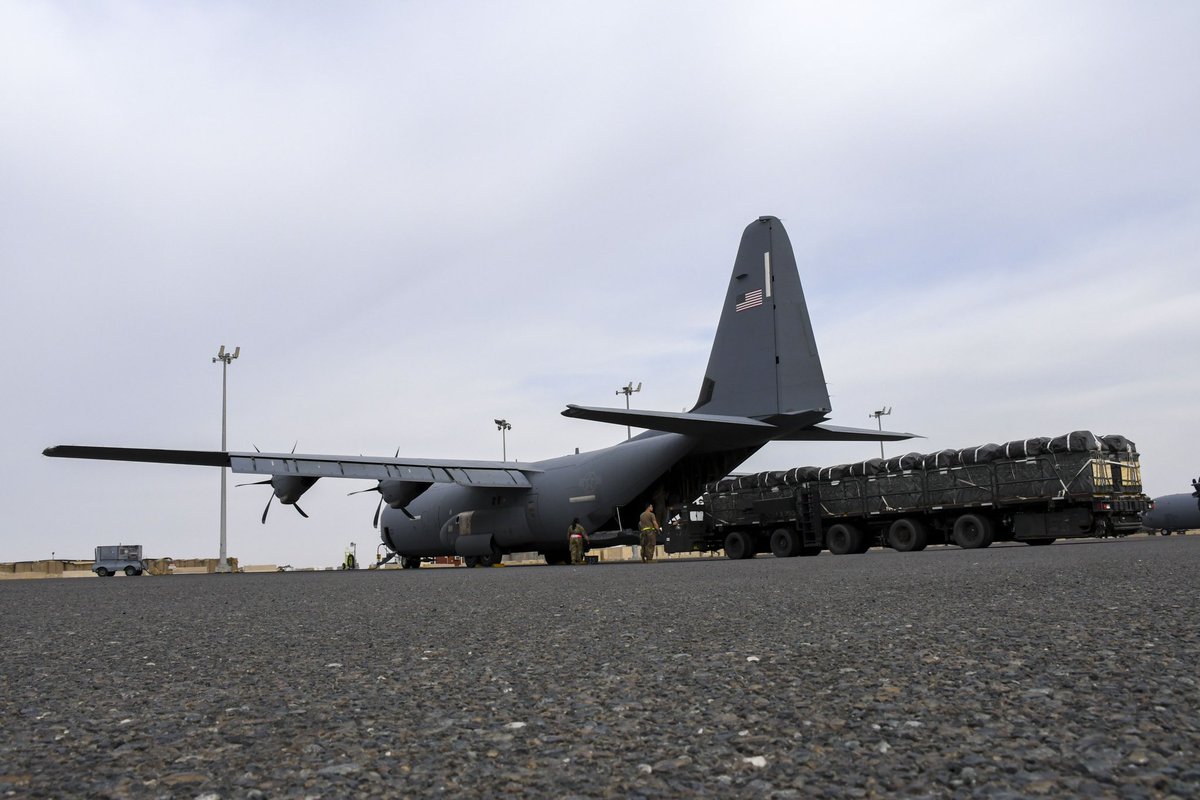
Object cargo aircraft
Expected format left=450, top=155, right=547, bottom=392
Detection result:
left=1141, top=479, right=1200, bottom=535
left=44, top=216, right=915, bottom=567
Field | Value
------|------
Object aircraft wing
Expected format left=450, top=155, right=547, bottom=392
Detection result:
left=42, top=445, right=539, bottom=489
left=775, top=423, right=920, bottom=442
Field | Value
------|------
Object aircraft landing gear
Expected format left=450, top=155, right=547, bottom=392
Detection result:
left=400, top=556, right=421, bottom=569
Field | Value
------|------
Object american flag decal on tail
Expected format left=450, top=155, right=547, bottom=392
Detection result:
left=735, top=288, right=764, bottom=312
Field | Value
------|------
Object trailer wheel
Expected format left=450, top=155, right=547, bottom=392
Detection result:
left=724, top=531, right=753, bottom=560
left=888, top=518, right=929, bottom=552
left=124, top=566, right=138, bottom=577
left=826, top=523, right=863, bottom=555
left=953, top=514, right=994, bottom=549
left=769, top=528, right=801, bottom=558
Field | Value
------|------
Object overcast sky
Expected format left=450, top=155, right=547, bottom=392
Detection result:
left=3, top=1, right=1198, bottom=568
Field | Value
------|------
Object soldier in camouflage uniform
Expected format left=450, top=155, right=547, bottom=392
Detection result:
left=638, top=504, right=660, bottom=563
left=568, top=518, right=589, bottom=565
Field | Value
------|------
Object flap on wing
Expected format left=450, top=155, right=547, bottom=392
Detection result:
left=776, top=423, right=920, bottom=442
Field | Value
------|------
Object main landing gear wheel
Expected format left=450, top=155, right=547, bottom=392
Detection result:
left=400, top=556, right=421, bottom=569
left=769, top=528, right=801, bottom=558
left=1024, top=538, right=1056, bottom=546
left=724, top=531, right=755, bottom=560
left=826, top=523, right=864, bottom=555
left=888, top=518, right=928, bottom=552
left=953, top=513, right=994, bottom=549
left=544, top=552, right=570, bottom=566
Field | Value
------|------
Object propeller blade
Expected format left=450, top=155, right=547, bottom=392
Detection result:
left=261, top=495, right=273, bottom=524
left=373, top=495, right=384, bottom=528
left=238, top=479, right=273, bottom=488
left=293, top=503, right=309, bottom=519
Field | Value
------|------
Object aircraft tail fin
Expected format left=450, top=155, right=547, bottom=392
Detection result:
left=691, top=216, right=831, bottom=420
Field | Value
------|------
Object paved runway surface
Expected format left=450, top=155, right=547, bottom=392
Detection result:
left=3, top=536, right=1198, bottom=798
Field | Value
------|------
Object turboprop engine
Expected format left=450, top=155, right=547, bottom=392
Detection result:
left=349, top=480, right=433, bottom=527
left=238, top=475, right=319, bottom=523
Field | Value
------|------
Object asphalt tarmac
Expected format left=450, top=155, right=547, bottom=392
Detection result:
left=2, top=536, right=1198, bottom=799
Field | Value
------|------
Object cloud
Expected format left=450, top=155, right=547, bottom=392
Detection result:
left=3, top=2, right=1198, bottom=567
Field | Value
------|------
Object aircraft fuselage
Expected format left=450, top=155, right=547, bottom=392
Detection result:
left=1142, top=492, right=1200, bottom=533
left=379, top=431, right=708, bottom=558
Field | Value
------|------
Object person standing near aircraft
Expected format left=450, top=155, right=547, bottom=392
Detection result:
left=639, top=504, right=660, bottom=563
left=568, top=517, right=589, bottom=565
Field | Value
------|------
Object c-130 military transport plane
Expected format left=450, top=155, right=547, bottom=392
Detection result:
left=44, top=216, right=915, bottom=567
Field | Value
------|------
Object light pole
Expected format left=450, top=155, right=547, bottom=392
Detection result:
left=869, top=406, right=892, bottom=460
left=494, top=419, right=511, bottom=461
left=616, top=381, right=641, bottom=440
left=213, top=345, right=240, bottom=573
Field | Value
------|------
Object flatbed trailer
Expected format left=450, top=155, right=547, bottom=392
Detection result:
left=664, top=431, right=1151, bottom=559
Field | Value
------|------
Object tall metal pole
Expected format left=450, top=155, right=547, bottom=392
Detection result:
left=495, top=419, right=511, bottom=461
left=616, top=381, right=641, bottom=440
left=214, top=345, right=240, bottom=573
left=870, top=406, right=891, bottom=460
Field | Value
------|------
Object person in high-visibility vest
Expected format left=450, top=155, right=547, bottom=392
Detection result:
left=567, top=518, right=589, bottom=565
left=638, top=504, right=660, bottom=563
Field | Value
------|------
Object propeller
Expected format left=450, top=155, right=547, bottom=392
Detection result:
left=348, top=482, right=387, bottom=528
left=237, top=443, right=317, bottom=524
left=349, top=448, right=398, bottom=528
left=348, top=449, right=431, bottom=527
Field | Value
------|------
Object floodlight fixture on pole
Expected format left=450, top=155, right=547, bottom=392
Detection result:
left=616, top=381, right=642, bottom=440
left=213, top=345, right=240, bottom=573
left=495, top=419, right=511, bottom=461
left=869, top=406, right=892, bottom=460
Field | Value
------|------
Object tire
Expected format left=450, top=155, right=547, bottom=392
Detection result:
left=481, top=553, right=501, bottom=567
left=1024, top=538, right=1056, bottom=546
left=888, top=518, right=929, bottom=553
left=826, top=523, right=863, bottom=555
left=724, top=531, right=753, bottom=560
left=401, top=556, right=421, bottom=569
left=769, top=528, right=801, bottom=558
left=544, top=552, right=569, bottom=566
left=463, top=556, right=479, bottom=568
left=953, top=513, right=994, bottom=549
left=124, top=566, right=138, bottom=577
left=94, top=567, right=109, bottom=577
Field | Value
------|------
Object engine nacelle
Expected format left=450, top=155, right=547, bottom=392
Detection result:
left=271, top=475, right=318, bottom=504
left=379, top=480, right=431, bottom=509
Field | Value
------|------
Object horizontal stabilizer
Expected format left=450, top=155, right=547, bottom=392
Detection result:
left=776, top=423, right=920, bottom=442
left=43, top=445, right=539, bottom=488
left=562, top=405, right=775, bottom=437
